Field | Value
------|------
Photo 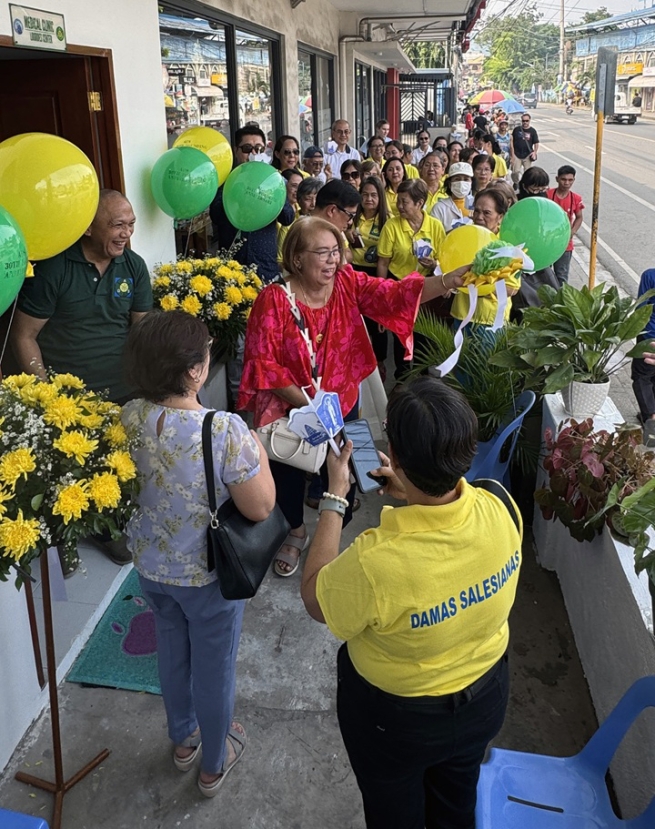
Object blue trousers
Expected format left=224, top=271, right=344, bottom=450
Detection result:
left=138, top=575, right=245, bottom=774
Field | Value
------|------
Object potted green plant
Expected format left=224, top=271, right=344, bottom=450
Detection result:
left=490, top=282, right=655, bottom=417
left=535, top=418, right=655, bottom=543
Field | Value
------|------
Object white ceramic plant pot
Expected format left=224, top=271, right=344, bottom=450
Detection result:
left=561, top=380, right=610, bottom=419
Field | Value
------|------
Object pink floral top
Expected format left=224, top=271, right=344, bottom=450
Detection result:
left=237, top=265, right=424, bottom=427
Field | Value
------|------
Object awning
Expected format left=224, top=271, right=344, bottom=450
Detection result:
left=629, top=75, right=655, bottom=88
left=193, top=85, right=225, bottom=98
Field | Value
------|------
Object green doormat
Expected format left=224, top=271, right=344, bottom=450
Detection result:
left=67, top=568, right=161, bottom=694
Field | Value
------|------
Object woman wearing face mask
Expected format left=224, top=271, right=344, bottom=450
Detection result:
left=418, top=152, right=446, bottom=213
left=517, top=166, right=550, bottom=200
left=472, top=154, right=495, bottom=195
left=451, top=189, right=521, bottom=329
left=382, top=157, right=407, bottom=218
left=430, top=162, right=475, bottom=233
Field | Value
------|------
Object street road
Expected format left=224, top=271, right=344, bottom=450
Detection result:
left=524, top=103, right=655, bottom=297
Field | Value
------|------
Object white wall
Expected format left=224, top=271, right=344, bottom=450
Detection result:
left=0, top=581, right=44, bottom=771
left=0, top=0, right=176, bottom=271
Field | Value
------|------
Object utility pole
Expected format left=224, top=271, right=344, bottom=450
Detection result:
left=559, top=0, right=565, bottom=97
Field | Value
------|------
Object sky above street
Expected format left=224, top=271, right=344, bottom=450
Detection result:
left=481, top=0, right=655, bottom=27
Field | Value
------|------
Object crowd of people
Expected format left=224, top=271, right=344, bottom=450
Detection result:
left=7, top=110, right=594, bottom=827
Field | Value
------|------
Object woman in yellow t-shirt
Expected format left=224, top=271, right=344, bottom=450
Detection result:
left=364, top=136, right=386, bottom=168
left=451, top=188, right=520, bottom=327
left=301, top=377, right=521, bottom=829
left=347, top=175, right=390, bottom=377
left=382, top=157, right=407, bottom=218
left=377, top=179, right=446, bottom=380
left=481, top=134, right=510, bottom=179
left=418, top=152, right=448, bottom=213
left=276, top=170, right=303, bottom=264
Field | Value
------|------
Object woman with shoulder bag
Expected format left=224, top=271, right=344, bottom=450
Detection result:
left=237, top=217, right=468, bottom=578
left=122, top=310, right=275, bottom=797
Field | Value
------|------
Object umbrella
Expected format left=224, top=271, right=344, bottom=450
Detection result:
left=469, top=90, right=515, bottom=106
left=501, top=98, right=525, bottom=114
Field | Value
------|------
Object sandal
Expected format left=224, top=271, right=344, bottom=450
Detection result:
left=173, top=729, right=201, bottom=772
left=273, top=532, right=309, bottom=577
left=198, top=722, right=246, bottom=798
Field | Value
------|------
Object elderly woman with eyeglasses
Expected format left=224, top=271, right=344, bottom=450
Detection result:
left=237, top=217, right=467, bottom=578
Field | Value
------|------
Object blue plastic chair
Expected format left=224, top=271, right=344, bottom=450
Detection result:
left=476, top=675, right=655, bottom=828
left=0, top=809, right=49, bottom=829
left=465, top=390, right=536, bottom=488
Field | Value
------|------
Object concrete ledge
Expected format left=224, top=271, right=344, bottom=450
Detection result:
left=534, top=393, right=655, bottom=817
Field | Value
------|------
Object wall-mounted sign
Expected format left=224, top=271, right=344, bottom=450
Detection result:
left=10, top=4, right=66, bottom=51
left=618, top=62, right=644, bottom=75
left=644, top=66, right=655, bottom=77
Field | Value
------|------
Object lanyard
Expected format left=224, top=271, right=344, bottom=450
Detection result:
left=279, top=279, right=321, bottom=391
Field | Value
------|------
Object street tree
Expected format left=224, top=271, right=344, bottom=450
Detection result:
left=478, top=7, right=560, bottom=92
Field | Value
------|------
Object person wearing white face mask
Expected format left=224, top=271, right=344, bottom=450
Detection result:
left=430, top=162, right=474, bottom=233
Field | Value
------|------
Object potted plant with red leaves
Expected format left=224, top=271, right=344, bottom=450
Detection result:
left=535, top=418, right=655, bottom=543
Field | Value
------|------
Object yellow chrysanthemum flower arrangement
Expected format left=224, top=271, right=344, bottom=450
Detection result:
left=0, top=373, right=138, bottom=586
left=152, top=253, right=263, bottom=357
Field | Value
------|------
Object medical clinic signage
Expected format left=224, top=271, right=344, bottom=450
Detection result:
left=10, top=5, right=67, bottom=51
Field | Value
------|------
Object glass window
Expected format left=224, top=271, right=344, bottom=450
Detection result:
left=298, top=49, right=314, bottom=151
left=373, top=70, right=387, bottom=126
left=236, top=30, right=273, bottom=144
left=355, top=63, right=372, bottom=150
left=315, top=56, right=333, bottom=147
left=160, top=9, right=231, bottom=148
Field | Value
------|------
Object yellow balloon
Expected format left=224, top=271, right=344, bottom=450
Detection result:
left=173, top=127, right=233, bottom=187
left=0, top=133, right=99, bottom=261
left=439, top=224, right=496, bottom=274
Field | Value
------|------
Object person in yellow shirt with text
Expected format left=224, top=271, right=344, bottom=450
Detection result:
left=301, top=378, right=522, bottom=829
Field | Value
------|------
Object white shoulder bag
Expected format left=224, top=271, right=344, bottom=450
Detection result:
left=255, top=281, right=329, bottom=474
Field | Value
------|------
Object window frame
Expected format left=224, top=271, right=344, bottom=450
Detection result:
left=297, top=42, right=335, bottom=148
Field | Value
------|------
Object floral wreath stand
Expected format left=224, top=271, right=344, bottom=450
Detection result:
left=17, top=549, right=109, bottom=829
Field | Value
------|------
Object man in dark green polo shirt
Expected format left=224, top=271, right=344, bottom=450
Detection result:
left=12, top=188, right=152, bottom=403
left=11, top=189, right=153, bottom=572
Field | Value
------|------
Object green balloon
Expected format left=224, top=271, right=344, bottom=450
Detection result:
left=150, top=147, right=218, bottom=219
left=499, top=197, right=571, bottom=271
left=222, top=163, right=287, bottom=232
left=0, top=206, right=28, bottom=315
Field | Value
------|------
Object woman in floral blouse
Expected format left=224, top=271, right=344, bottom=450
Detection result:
left=122, top=310, right=275, bottom=797
left=237, top=217, right=468, bottom=577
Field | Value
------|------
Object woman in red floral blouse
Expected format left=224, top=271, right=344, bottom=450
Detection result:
left=237, top=217, right=466, bottom=576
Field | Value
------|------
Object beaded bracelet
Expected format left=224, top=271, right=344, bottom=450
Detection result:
left=322, top=492, right=349, bottom=507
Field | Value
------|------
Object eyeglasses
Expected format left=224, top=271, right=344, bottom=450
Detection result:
left=283, top=148, right=300, bottom=156
left=334, top=129, right=351, bottom=135
left=341, top=171, right=360, bottom=181
left=332, top=205, right=357, bottom=222
left=238, top=143, right=265, bottom=154
left=521, top=120, right=530, bottom=124
left=419, top=136, right=430, bottom=141
left=423, top=163, right=442, bottom=170
left=370, top=144, right=384, bottom=150
left=307, top=247, right=341, bottom=262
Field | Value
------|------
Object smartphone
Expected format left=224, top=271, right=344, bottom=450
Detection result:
left=342, top=419, right=383, bottom=494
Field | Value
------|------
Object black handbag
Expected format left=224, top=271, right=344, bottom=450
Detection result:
left=202, top=411, right=290, bottom=600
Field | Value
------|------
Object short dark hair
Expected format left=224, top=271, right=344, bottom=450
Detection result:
left=557, top=165, right=576, bottom=177
left=402, top=143, right=413, bottom=155
left=315, top=179, right=361, bottom=210
left=234, top=125, right=266, bottom=147
left=459, top=147, right=478, bottom=164
left=375, top=118, right=390, bottom=129
left=472, top=153, right=496, bottom=173
left=126, top=311, right=210, bottom=403
left=297, top=177, right=323, bottom=201
left=367, top=136, right=385, bottom=154
left=281, top=168, right=303, bottom=182
left=448, top=141, right=464, bottom=151
left=397, top=178, right=428, bottom=205
left=521, top=166, right=550, bottom=189
left=386, top=139, right=404, bottom=154
left=474, top=188, right=509, bottom=216
left=386, top=378, right=478, bottom=497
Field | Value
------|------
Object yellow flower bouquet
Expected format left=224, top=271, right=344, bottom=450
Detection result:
left=0, top=372, right=138, bottom=586
left=152, top=255, right=262, bottom=357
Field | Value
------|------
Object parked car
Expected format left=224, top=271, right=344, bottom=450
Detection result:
left=519, top=92, right=537, bottom=109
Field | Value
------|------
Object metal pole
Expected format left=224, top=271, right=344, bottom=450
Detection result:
left=589, top=65, right=606, bottom=290
left=559, top=0, right=565, bottom=96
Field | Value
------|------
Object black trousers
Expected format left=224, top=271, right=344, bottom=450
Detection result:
left=632, top=335, right=655, bottom=420
left=336, top=644, right=509, bottom=829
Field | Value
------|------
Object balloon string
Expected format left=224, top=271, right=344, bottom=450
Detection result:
left=184, top=225, right=192, bottom=259
left=0, top=296, right=18, bottom=369
left=227, top=230, right=242, bottom=259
